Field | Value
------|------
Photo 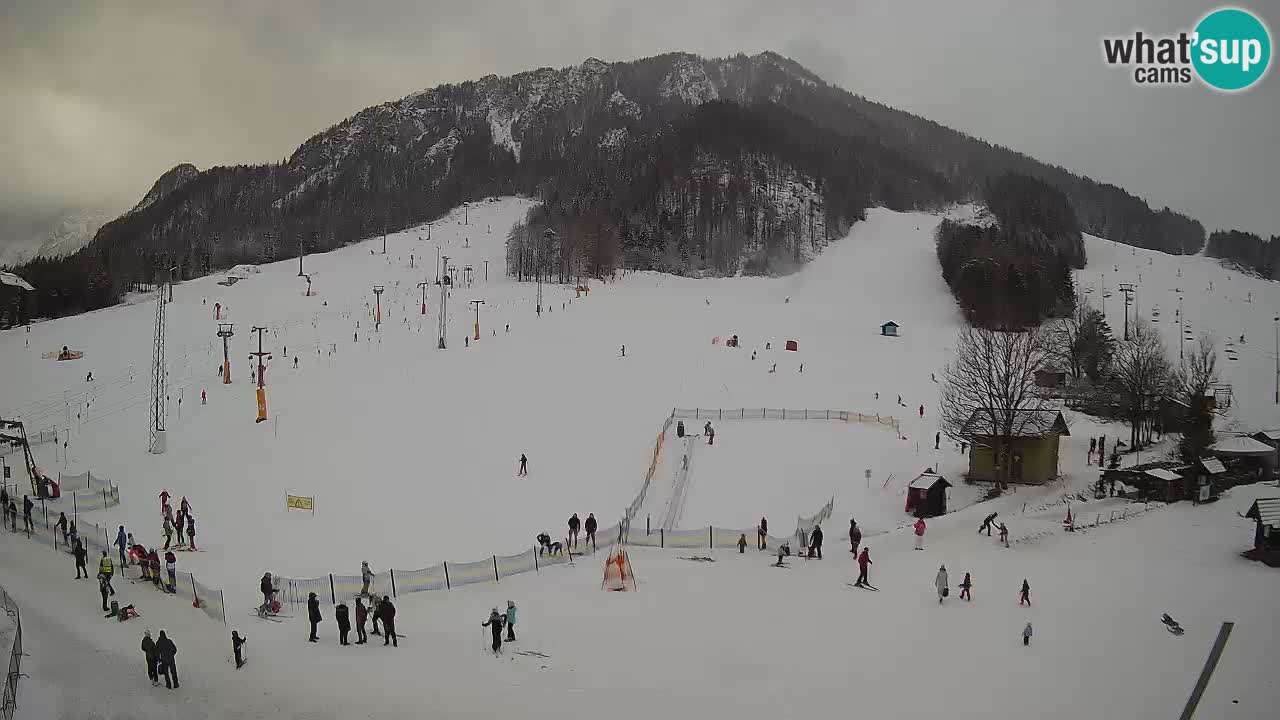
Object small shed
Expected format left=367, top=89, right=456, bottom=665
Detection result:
left=880, top=321, right=899, bottom=337
left=785, top=339, right=798, bottom=351
left=1243, top=497, right=1280, bottom=565
left=1194, top=457, right=1226, bottom=502
left=905, top=469, right=951, bottom=517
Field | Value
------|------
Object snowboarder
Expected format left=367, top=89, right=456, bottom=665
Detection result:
left=482, top=608, right=504, bottom=654
left=849, top=519, right=861, bottom=555
left=584, top=512, right=598, bottom=551
left=21, top=495, right=33, bottom=533
left=355, top=597, right=369, bottom=644
left=141, top=630, right=159, bottom=686
left=518, top=454, right=528, bottom=476
left=1019, top=579, right=1031, bottom=606
left=156, top=631, right=178, bottom=689
left=232, top=631, right=247, bottom=668
left=998, top=523, right=1009, bottom=547
left=185, top=515, right=196, bottom=550
left=757, top=517, right=768, bottom=550
left=737, top=533, right=748, bottom=553
left=1022, top=622, right=1033, bottom=646
left=73, top=538, right=88, bottom=578
left=807, top=524, right=823, bottom=559
left=360, top=561, right=374, bottom=596
left=959, top=572, right=973, bottom=601
left=913, top=517, right=927, bottom=550
left=378, top=596, right=397, bottom=647
left=335, top=602, right=351, bottom=646
left=164, top=550, right=176, bottom=590
left=162, top=515, right=173, bottom=550
left=935, top=565, right=949, bottom=604
left=504, top=600, right=517, bottom=642
left=56, top=511, right=69, bottom=544
left=307, top=592, right=322, bottom=642
left=855, top=547, right=873, bottom=587
left=979, top=512, right=998, bottom=536
left=568, top=513, right=581, bottom=548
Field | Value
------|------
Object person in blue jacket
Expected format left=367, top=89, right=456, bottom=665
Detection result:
left=115, top=526, right=128, bottom=568
left=504, top=600, right=517, bottom=642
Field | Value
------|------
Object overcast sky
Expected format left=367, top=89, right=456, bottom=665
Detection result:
left=1, top=0, right=1276, bottom=245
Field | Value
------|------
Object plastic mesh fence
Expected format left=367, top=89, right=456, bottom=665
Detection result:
left=396, top=565, right=447, bottom=594
left=496, top=549, right=536, bottom=579
left=446, top=559, right=495, bottom=586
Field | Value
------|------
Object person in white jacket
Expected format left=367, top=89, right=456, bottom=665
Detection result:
left=935, top=565, right=949, bottom=604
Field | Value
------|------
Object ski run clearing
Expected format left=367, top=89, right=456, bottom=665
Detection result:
left=2, top=197, right=1278, bottom=719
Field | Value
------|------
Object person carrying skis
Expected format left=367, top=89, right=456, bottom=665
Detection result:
left=849, top=519, right=861, bottom=555
left=360, top=561, right=374, bottom=596
left=164, top=550, right=176, bottom=590
left=758, top=517, right=768, bottom=550
left=979, top=512, right=998, bottom=536
left=568, top=513, right=581, bottom=548
left=584, top=513, right=598, bottom=551
left=482, top=608, right=505, bottom=655
left=855, top=547, right=873, bottom=587
left=1019, top=579, right=1031, bottom=606
left=141, top=630, right=159, bottom=686
left=959, top=572, right=973, bottom=601
left=155, top=631, right=178, bottom=689
left=232, top=631, right=247, bottom=668
left=518, top=454, right=528, bottom=476
left=307, top=592, right=322, bottom=642
left=355, top=597, right=369, bottom=644
left=162, top=515, right=173, bottom=550
left=185, top=515, right=196, bottom=550
left=335, top=602, right=351, bottom=646
left=378, top=596, right=397, bottom=647
left=807, top=524, right=823, bottom=559
left=504, top=600, right=517, bottom=642
left=1022, top=622, right=1034, bottom=646
left=935, top=564, right=949, bottom=604
left=73, top=538, right=88, bottom=578
left=56, top=511, right=69, bottom=544
left=913, top=517, right=927, bottom=550
left=737, top=533, right=748, bottom=553
left=998, top=523, right=1009, bottom=547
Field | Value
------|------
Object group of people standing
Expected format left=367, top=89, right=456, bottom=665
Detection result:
left=566, top=512, right=598, bottom=552
left=0, top=486, right=34, bottom=534
left=160, top=490, right=197, bottom=551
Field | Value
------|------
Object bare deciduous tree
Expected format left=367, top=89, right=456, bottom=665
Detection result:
left=1108, top=319, right=1172, bottom=451
left=940, top=325, right=1056, bottom=490
left=1177, top=334, right=1219, bottom=463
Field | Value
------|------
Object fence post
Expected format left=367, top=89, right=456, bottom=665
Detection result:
left=190, top=575, right=199, bottom=607
left=805, top=409, right=809, bottom=420
left=533, top=549, right=539, bottom=572
left=390, top=569, right=397, bottom=598
left=718, top=409, right=722, bottom=420
left=443, top=562, right=451, bottom=589
left=329, top=574, right=336, bottom=605
left=221, top=590, right=227, bottom=626
left=493, top=555, right=500, bottom=582
left=709, top=526, right=713, bottom=548
left=660, top=529, right=664, bottom=548
left=72, top=492, right=77, bottom=521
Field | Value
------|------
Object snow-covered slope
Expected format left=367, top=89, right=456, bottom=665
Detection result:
left=2, top=199, right=1277, bottom=719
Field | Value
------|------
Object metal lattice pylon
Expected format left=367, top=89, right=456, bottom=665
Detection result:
left=148, top=286, right=167, bottom=453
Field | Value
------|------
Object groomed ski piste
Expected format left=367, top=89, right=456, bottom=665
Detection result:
left=2, top=197, right=1278, bottom=718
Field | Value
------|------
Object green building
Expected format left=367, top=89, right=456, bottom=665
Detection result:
left=960, top=409, right=1069, bottom=485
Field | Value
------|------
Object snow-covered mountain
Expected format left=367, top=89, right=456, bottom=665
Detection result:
left=0, top=207, right=113, bottom=267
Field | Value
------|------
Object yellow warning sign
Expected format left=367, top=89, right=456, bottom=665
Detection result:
left=286, top=494, right=314, bottom=512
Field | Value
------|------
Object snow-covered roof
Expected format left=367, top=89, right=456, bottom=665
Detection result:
left=1254, top=429, right=1280, bottom=441
left=881, top=321, right=899, bottom=328
left=908, top=471, right=950, bottom=489
left=0, top=271, right=34, bottom=291
left=1143, top=468, right=1182, bottom=482
left=1246, top=498, right=1280, bottom=528
left=960, top=409, right=1069, bottom=438
left=1210, top=436, right=1277, bottom=457
left=1200, top=458, right=1226, bottom=474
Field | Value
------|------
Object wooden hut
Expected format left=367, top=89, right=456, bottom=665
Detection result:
left=960, top=409, right=1069, bottom=485
left=1243, top=497, right=1280, bottom=566
left=905, top=469, right=950, bottom=517
left=880, top=321, right=899, bottom=337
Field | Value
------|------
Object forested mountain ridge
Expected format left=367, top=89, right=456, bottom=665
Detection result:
left=7, top=51, right=1210, bottom=319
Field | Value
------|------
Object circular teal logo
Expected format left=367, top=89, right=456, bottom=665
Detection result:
left=1192, top=8, right=1271, bottom=91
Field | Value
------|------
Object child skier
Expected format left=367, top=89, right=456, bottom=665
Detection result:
left=482, top=608, right=505, bottom=654
left=164, top=550, right=177, bottom=591
left=959, top=572, right=972, bottom=601
left=231, top=631, right=247, bottom=668
left=999, top=523, right=1009, bottom=547
left=1022, top=622, right=1034, bottom=646
left=737, top=533, right=748, bottom=553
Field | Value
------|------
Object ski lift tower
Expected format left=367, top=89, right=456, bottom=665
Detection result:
left=148, top=281, right=169, bottom=454
left=539, top=228, right=556, bottom=317
left=438, top=255, right=450, bottom=349
left=373, top=285, right=385, bottom=331
left=1119, top=283, right=1136, bottom=341
left=217, top=323, right=234, bottom=384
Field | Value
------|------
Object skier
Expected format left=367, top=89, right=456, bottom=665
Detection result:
left=22, top=496, right=33, bottom=533
left=355, top=597, right=369, bottom=644
left=935, top=431, right=940, bottom=450
left=164, top=550, right=177, bottom=590
left=959, top=572, right=973, bottom=601
left=175, top=512, right=186, bottom=548
left=919, top=404, right=925, bottom=418
left=378, top=596, right=397, bottom=647
left=935, top=564, right=949, bottom=604
left=807, top=524, right=823, bottom=559
left=180, top=496, right=191, bottom=516
left=737, top=533, right=748, bottom=553
left=185, top=515, right=197, bottom=550
left=704, top=421, right=715, bottom=445
left=584, top=513, right=598, bottom=551
left=360, top=561, right=374, bottom=596
left=335, top=602, right=351, bottom=646
left=73, top=538, right=88, bottom=578
left=913, top=517, right=927, bottom=550
left=98, top=550, right=115, bottom=595
left=757, top=517, right=768, bottom=550
left=259, top=573, right=275, bottom=614
left=155, top=631, right=179, bottom=689
left=141, top=630, right=159, bottom=686
left=998, top=523, right=1009, bottom=547
left=55, top=511, right=69, bottom=544
left=621, top=345, right=626, bottom=357
left=293, top=357, right=298, bottom=369
left=568, top=513, right=581, bottom=548
left=148, top=549, right=162, bottom=589
left=232, top=631, right=247, bottom=668
left=163, top=515, right=173, bottom=550
left=849, top=519, right=861, bottom=554
left=979, top=512, right=998, bottom=536
left=482, top=608, right=505, bottom=655
left=1019, top=579, right=1031, bottom=606
left=799, top=363, right=804, bottom=373
left=504, top=600, right=517, bottom=642
left=1022, top=622, right=1034, bottom=646
left=855, top=547, right=873, bottom=587
left=307, top=592, right=322, bottom=642
left=201, top=390, right=206, bottom=405
left=774, top=542, right=789, bottom=567
left=518, top=453, right=528, bottom=476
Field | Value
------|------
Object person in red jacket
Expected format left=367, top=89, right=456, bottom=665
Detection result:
left=913, top=517, right=927, bottom=550
left=855, top=547, right=873, bottom=587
